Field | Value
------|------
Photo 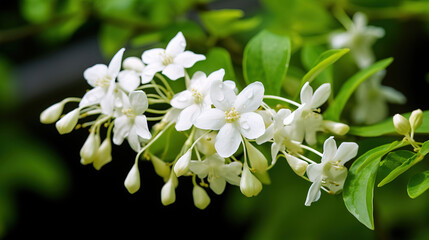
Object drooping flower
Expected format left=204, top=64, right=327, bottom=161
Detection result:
left=170, top=69, right=226, bottom=131
left=141, top=32, right=206, bottom=82
left=189, top=153, right=242, bottom=195
left=194, top=80, right=265, bottom=157
left=305, top=137, right=358, bottom=206
left=240, top=161, right=263, bottom=197
left=192, top=185, right=211, bottom=210
left=80, top=48, right=125, bottom=115
left=330, top=12, right=385, bottom=69
left=112, top=91, right=152, bottom=152
left=55, top=108, right=80, bottom=135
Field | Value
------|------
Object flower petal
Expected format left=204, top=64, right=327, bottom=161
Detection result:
left=310, top=83, right=331, bottom=109
left=162, top=63, right=185, bottom=80
left=210, top=80, right=236, bottom=111
left=165, top=32, right=186, bottom=57
left=300, top=82, right=313, bottom=105
left=118, top=70, right=140, bottom=92
left=239, top=112, right=265, bottom=139
left=194, top=108, right=226, bottom=130
left=129, top=91, right=148, bottom=115
left=107, top=48, right=125, bottom=78
left=330, top=32, right=351, bottom=49
left=380, top=86, right=406, bottom=104
left=113, top=115, right=132, bottom=145
left=174, top=51, right=206, bottom=68
left=306, top=163, right=324, bottom=182
left=127, top=127, right=141, bottom=152
left=209, top=177, right=226, bottom=195
left=170, top=90, right=194, bottom=109
left=256, top=124, right=274, bottom=145
left=321, top=136, right=337, bottom=163
left=142, top=48, right=164, bottom=64
left=83, top=64, right=108, bottom=87
left=215, top=123, right=241, bottom=158
left=134, top=115, right=151, bottom=140
left=207, top=69, right=225, bottom=82
left=175, top=104, right=201, bottom=131
left=100, top=82, right=116, bottom=116
left=189, top=160, right=209, bottom=178
left=334, top=142, right=359, bottom=165
left=79, top=87, right=106, bottom=108
left=305, top=178, right=322, bottom=206
left=234, top=81, right=264, bottom=114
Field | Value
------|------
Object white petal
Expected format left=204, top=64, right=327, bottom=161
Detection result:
left=124, top=162, right=140, bottom=194
left=209, top=177, right=227, bottom=195
left=330, top=32, right=350, bottom=49
left=194, top=108, right=226, bottom=130
left=107, top=48, right=125, bottom=78
left=175, top=51, right=206, bottom=68
left=134, top=115, right=151, bottom=140
left=207, top=69, right=225, bottom=82
left=129, top=91, right=148, bottom=115
left=271, top=142, right=283, bottom=165
left=334, top=142, right=359, bottom=165
left=256, top=124, right=274, bottom=145
left=234, top=81, right=264, bottom=114
left=222, top=161, right=242, bottom=186
left=165, top=32, right=186, bottom=57
left=310, top=83, right=331, bottom=109
left=306, top=163, right=324, bottom=182
left=170, top=90, right=194, bottom=109
left=79, top=87, right=106, bottom=108
left=210, top=80, right=236, bottom=111
left=162, top=63, right=185, bottom=80
left=189, top=160, right=209, bottom=178
left=142, top=48, right=164, bottom=64
left=239, top=112, right=265, bottom=139
left=127, top=127, right=141, bottom=152
left=352, top=46, right=374, bottom=69
left=113, top=115, right=132, bottom=145
left=300, top=82, right=313, bottom=105
left=305, top=178, right=322, bottom=206
left=175, top=104, right=201, bottom=131
left=123, top=57, right=144, bottom=72
left=380, top=86, right=406, bottom=104
left=321, top=136, right=337, bottom=163
left=215, top=123, right=242, bottom=158
left=83, top=64, right=108, bottom=87
left=353, top=12, right=368, bottom=29
left=100, top=83, right=116, bottom=116
left=118, top=70, right=140, bottom=92
left=174, top=150, right=191, bottom=177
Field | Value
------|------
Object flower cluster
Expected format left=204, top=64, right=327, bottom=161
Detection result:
left=41, top=32, right=359, bottom=209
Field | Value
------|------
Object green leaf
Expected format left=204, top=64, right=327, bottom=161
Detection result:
left=378, top=150, right=413, bottom=180
left=21, top=0, right=56, bottom=23
left=148, top=123, right=187, bottom=162
left=343, top=143, right=395, bottom=229
left=243, top=30, right=291, bottom=95
left=324, top=58, right=393, bottom=122
left=99, top=24, right=133, bottom=57
left=378, top=140, right=429, bottom=187
left=200, top=9, right=261, bottom=38
left=300, top=45, right=333, bottom=88
left=407, top=170, right=429, bottom=199
left=188, top=47, right=236, bottom=82
left=300, top=48, right=349, bottom=89
left=349, top=110, right=429, bottom=137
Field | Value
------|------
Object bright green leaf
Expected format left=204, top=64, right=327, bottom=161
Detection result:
left=243, top=30, right=291, bottom=95
left=99, top=24, right=133, bottom=57
left=407, top=170, right=429, bottom=199
left=21, top=0, right=56, bottom=23
left=188, top=47, right=236, bottom=82
left=349, top=110, right=429, bottom=137
left=378, top=150, right=413, bottom=180
left=324, top=58, right=393, bottom=122
left=301, top=44, right=334, bottom=90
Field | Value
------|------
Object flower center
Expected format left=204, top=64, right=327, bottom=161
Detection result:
left=225, top=107, right=240, bottom=123
left=161, top=52, right=174, bottom=66
left=95, top=76, right=111, bottom=88
left=122, top=108, right=135, bottom=119
left=191, top=88, right=203, bottom=104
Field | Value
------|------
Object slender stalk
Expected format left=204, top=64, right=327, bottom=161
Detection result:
left=264, top=95, right=301, bottom=108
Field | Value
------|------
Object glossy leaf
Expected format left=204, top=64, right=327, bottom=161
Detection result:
left=407, top=171, right=429, bottom=199
left=300, top=45, right=333, bottom=88
left=324, top=58, right=393, bottom=122
left=243, top=30, right=291, bottom=95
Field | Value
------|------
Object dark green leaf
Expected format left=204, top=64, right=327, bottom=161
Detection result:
left=243, top=30, right=291, bottom=95
left=324, top=58, right=393, bottom=122
left=188, top=47, right=236, bottom=82
left=407, top=170, right=429, bottom=198
left=99, top=24, right=133, bottom=57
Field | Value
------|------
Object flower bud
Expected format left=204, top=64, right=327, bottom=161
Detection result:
left=192, top=185, right=211, bottom=210
left=161, top=173, right=177, bottom=206
left=284, top=153, right=308, bottom=176
left=93, top=138, right=112, bottom=170
left=123, top=57, right=144, bottom=72
left=80, top=132, right=101, bottom=165
left=150, top=154, right=171, bottom=181
left=322, top=120, right=350, bottom=136
left=393, top=114, right=411, bottom=135
left=240, top=162, right=262, bottom=197
left=40, top=102, right=65, bottom=124
left=196, top=130, right=217, bottom=156
left=124, top=162, right=140, bottom=194
left=173, top=150, right=191, bottom=177
left=409, top=109, right=423, bottom=132
left=245, top=140, right=268, bottom=173
left=55, top=108, right=80, bottom=134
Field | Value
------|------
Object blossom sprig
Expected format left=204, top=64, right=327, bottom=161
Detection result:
left=41, top=31, right=359, bottom=209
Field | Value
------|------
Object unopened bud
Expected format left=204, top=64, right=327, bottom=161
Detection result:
left=245, top=140, right=268, bottom=173
left=192, top=185, right=211, bottom=210
left=93, top=138, right=112, bottom=170
left=55, top=108, right=80, bottom=134
left=173, top=150, right=191, bottom=177
left=150, top=154, right=171, bottom=181
left=80, top=132, right=101, bottom=165
left=124, top=162, right=140, bottom=194
left=409, top=109, right=423, bottom=132
left=40, top=102, right=65, bottom=124
left=322, top=120, right=350, bottom=135
left=240, top=162, right=262, bottom=197
left=393, top=114, right=411, bottom=135
left=161, top=173, right=177, bottom=206
left=284, top=153, right=308, bottom=176
left=123, top=57, right=144, bottom=72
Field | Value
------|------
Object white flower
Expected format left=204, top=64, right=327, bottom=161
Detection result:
left=124, top=161, right=140, bottom=194
left=195, top=81, right=265, bottom=157
left=80, top=48, right=125, bottom=115
left=193, top=185, right=211, bottom=210
left=141, top=32, right=206, bottom=82
left=113, top=91, right=151, bottom=152
left=240, top=162, right=263, bottom=197
left=286, top=82, right=331, bottom=145
left=189, top=153, right=242, bottom=195
left=305, top=137, right=358, bottom=206
left=118, top=57, right=145, bottom=92
left=352, top=71, right=406, bottom=124
left=170, top=69, right=226, bottom=131
left=330, top=12, right=385, bottom=68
